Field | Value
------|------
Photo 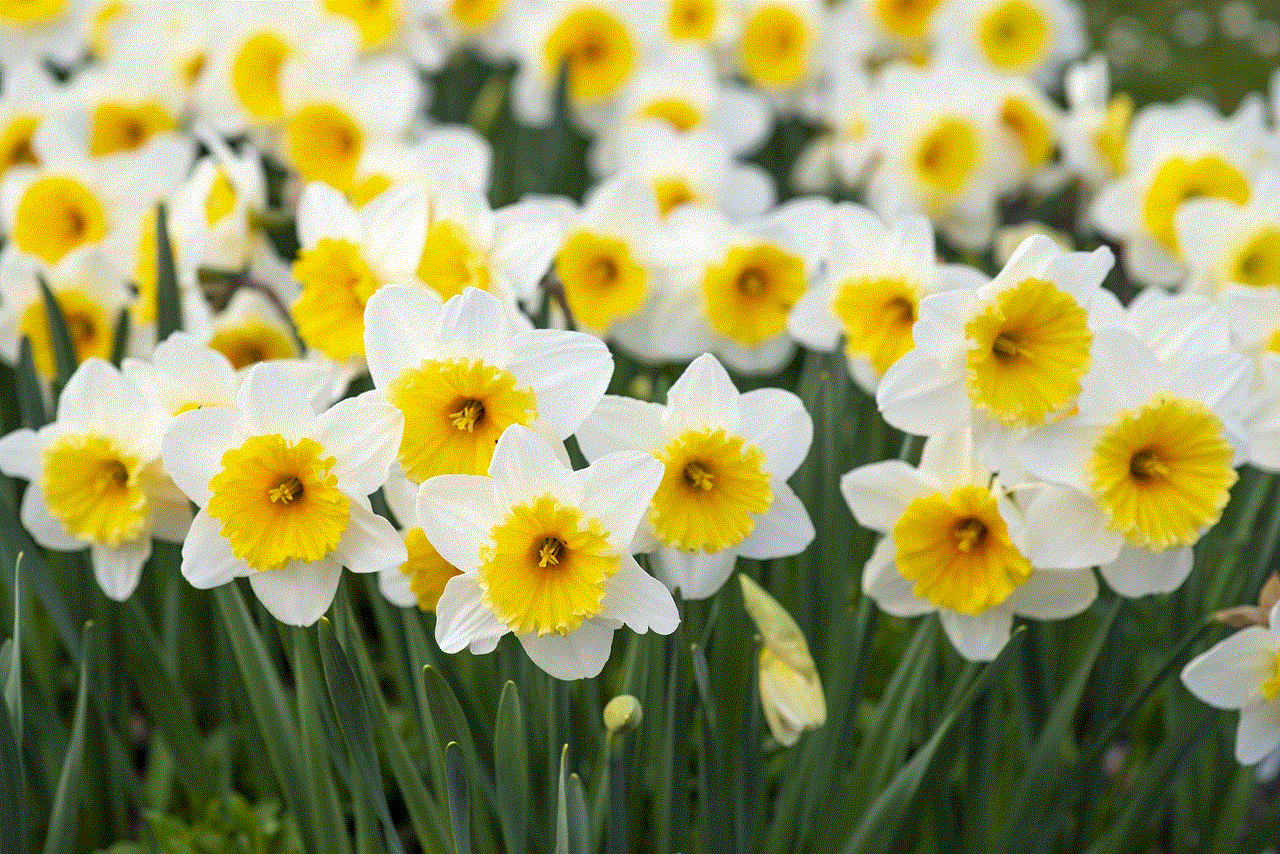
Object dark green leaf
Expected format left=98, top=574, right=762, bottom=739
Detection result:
left=36, top=273, right=76, bottom=390
left=494, top=680, right=529, bottom=854
left=15, top=337, right=48, bottom=428
left=43, top=621, right=93, bottom=854
left=154, top=203, right=183, bottom=340
left=446, top=741, right=471, bottom=854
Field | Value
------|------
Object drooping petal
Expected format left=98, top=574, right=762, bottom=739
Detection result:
left=91, top=538, right=150, bottom=601
left=435, top=573, right=509, bottom=653
left=939, top=609, right=1013, bottom=662
left=601, top=554, right=679, bottom=634
left=737, top=481, right=814, bottom=560
left=519, top=620, right=615, bottom=680
left=248, top=556, right=343, bottom=626
left=334, top=498, right=407, bottom=574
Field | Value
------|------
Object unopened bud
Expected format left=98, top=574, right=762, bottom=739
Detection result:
left=604, top=694, right=642, bottom=734
left=739, top=575, right=825, bottom=746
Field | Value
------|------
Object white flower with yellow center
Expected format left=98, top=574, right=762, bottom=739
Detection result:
left=170, top=137, right=269, bottom=272
left=290, top=181, right=426, bottom=364
left=418, top=424, right=678, bottom=680
left=510, top=0, right=647, bottom=130
left=347, top=128, right=493, bottom=210
left=363, top=284, right=612, bottom=484
left=1018, top=327, right=1250, bottom=597
left=0, top=124, right=192, bottom=267
left=406, top=0, right=520, bottom=71
left=788, top=204, right=987, bottom=394
left=858, top=0, right=946, bottom=51
left=99, top=0, right=211, bottom=107
left=1217, top=288, right=1280, bottom=472
left=659, top=0, right=731, bottom=47
left=1176, top=171, right=1280, bottom=297
left=196, top=3, right=359, bottom=136
left=0, top=60, right=65, bottom=181
left=320, top=0, right=402, bottom=53
left=867, top=62, right=1009, bottom=250
left=933, top=0, right=1083, bottom=82
left=122, top=331, right=239, bottom=418
left=732, top=0, right=823, bottom=108
left=0, top=358, right=192, bottom=600
left=877, top=234, right=1117, bottom=469
left=206, top=289, right=301, bottom=374
left=67, top=43, right=186, bottom=158
left=0, top=246, right=131, bottom=380
left=277, top=55, right=420, bottom=195
left=590, top=47, right=771, bottom=176
left=577, top=353, right=814, bottom=599
left=842, top=429, right=1097, bottom=661
left=991, top=74, right=1065, bottom=193
left=646, top=199, right=826, bottom=373
left=1061, top=55, right=1132, bottom=189
left=1182, top=602, right=1280, bottom=765
left=613, top=122, right=775, bottom=220
left=161, top=361, right=406, bottom=626
left=1091, top=99, right=1264, bottom=287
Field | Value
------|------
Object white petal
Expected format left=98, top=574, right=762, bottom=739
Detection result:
left=334, top=498, right=406, bottom=574
left=363, top=285, right=443, bottom=388
left=651, top=547, right=737, bottom=600
left=488, top=425, right=581, bottom=512
left=737, top=481, right=813, bottom=560
left=237, top=363, right=314, bottom=439
left=862, top=536, right=933, bottom=617
left=435, top=288, right=511, bottom=366
left=840, top=461, right=935, bottom=533
left=1006, top=569, right=1097, bottom=620
left=579, top=451, right=663, bottom=553
left=248, top=557, right=343, bottom=626
left=58, top=358, right=146, bottom=436
left=434, top=573, right=508, bottom=653
left=1017, top=422, right=1095, bottom=494
left=20, top=485, right=83, bottom=550
left=161, top=407, right=240, bottom=506
left=91, top=539, right=150, bottom=601
left=0, top=428, right=40, bottom=480
left=1237, top=701, right=1280, bottom=765
left=1099, top=544, right=1194, bottom=597
left=575, top=395, right=665, bottom=460
left=664, top=354, right=741, bottom=435
left=737, top=388, right=812, bottom=479
left=180, top=509, right=244, bottom=588
left=313, top=398, right=403, bottom=495
left=507, top=329, right=613, bottom=438
left=298, top=182, right=359, bottom=248
left=939, top=609, right=1013, bottom=661
left=519, top=621, right=615, bottom=680
left=362, top=184, right=427, bottom=275
left=875, top=349, right=969, bottom=437
left=378, top=566, right=418, bottom=608
left=1021, top=484, right=1124, bottom=569
left=601, top=554, right=679, bottom=634
left=415, top=474, right=495, bottom=573
left=1181, top=628, right=1276, bottom=709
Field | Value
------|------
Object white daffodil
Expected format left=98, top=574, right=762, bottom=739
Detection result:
left=739, top=574, right=825, bottom=746
left=876, top=234, right=1117, bottom=471
left=1176, top=170, right=1280, bottom=296
left=362, top=285, right=612, bottom=483
left=418, top=424, right=678, bottom=680
left=867, top=62, right=1010, bottom=251
left=348, top=127, right=493, bottom=208
left=1018, top=327, right=1251, bottom=597
left=1091, top=99, right=1265, bottom=287
left=591, top=47, right=771, bottom=176
left=787, top=204, right=987, bottom=394
left=646, top=198, right=828, bottom=373
left=290, top=181, right=426, bottom=363
left=65, top=43, right=187, bottom=159
left=841, top=429, right=1097, bottom=661
left=122, top=330, right=240, bottom=418
left=0, top=0, right=91, bottom=73
left=656, top=0, right=733, bottom=49
left=319, top=0, right=403, bottom=54
left=791, top=63, right=874, bottom=193
left=376, top=466, right=462, bottom=613
left=932, top=0, right=1084, bottom=83
left=1218, top=287, right=1280, bottom=472
left=161, top=361, right=406, bottom=626
left=0, top=59, right=68, bottom=181
left=170, top=136, right=269, bottom=273
left=407, top=0, right=520, bottom=72
left=991, top=74, right=1066, bottom=194
left=731, top=0, right=824, bottom=112
left=206, top=288, right=300, bottom=373
left=577, top=353, right=814, bottom=599
left=1060, top=55, right=1131, bottom=190
left=856, top=0, right=944, bottom=54
left=1183, top=602, right=1280, bottom=764
left=0, top=358, right=191, bottom=600
left=0, top=246, right=132, bottom=382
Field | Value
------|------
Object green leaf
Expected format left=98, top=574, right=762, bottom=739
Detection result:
left=36, top=273, right=76, bottom=390
left=0, top=651, right=23, bottom=854
left=15, top=337, right=48, bottom=428
left=5, top=554, right=22, bottom=737
left=316, top=617, right=405, bottom=854
left=838, top=626, right=1027, bottom=854
left=109, top=307, right=130, bottom=367
left=494, top=680, right=529, bottom=854
left=567, top=773, right=590, bottom=854
left=0, top=492, right=81, bottom=661
left=43, top=621, right=94, bottom=854
left=446, top=741, right=471, bottom=854
left=555, top=744, right=569, bottom=854
left=154, top=202, right=183, bottom=340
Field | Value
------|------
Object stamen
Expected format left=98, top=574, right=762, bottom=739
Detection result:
left=449, top=399, right=485, bottom=432
left=737, top=267, right=767, bottom=296
left=104, top=459, right=128, bottom=486
left=1129, top=449, right=1170, bottom=482
left=991, top=331, right=1022, bottom=361
left=683, top=460, right=715, bottom=491
left=268, top=475, right=304, bottom=504
left=953, top=517, right=987, bottom=553
left=538, top=536, right=565, bottom=567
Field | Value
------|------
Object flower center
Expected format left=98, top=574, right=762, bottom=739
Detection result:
left=977, top=0, right=1051, bottom=72
left=738, top=4, right=811, bottom=89
left=1000, top=96, right=1054, bottom=173
left=323, top=0, right=397, bottom=49
left=232, top=30, right=291, bottom=120
left=833, top=275, right=922, bottom=376
left=650, top=176, right=702, bottom=218
left=702, top=242, right=806, bottom=347
left=1142, top=155, right=1249, bottom=256
left=912, top=117, right=980, bottom=197
left=0, top=115, right=40, bottom=172
left=873, top=0, right=943, bottom=39
left=13, top=175, right=109, bottom=265
left=285, top=103, right=363, bottom=194
left=964, top=276, right=1092, bottom=427
left=650, top=428, right=773, bottom=552
left=19, top=288, right=111, bottom=379
left=207, top=434, right=350, bottom=571
left=636, top=97, right=703, bottom=133
left=1225, top=226, right=1280, bottom=289
left=555, top=229, right=647, bottom=332
left=478, top=494, right=619, bottom=636
left=88, top=101, right=175, bottom=157
left=1088, top=395, right=1237, bottom=551
left=387, top=358, right=538, bottom=482
left=542, top=5, right=637, bottom=104
left=41, top=434, right=147, bottom=547
left=291, top=237, right=381, bottom=362
left=209, top=320, right=297, bottom=370
left=666, top=0, right=716, bottom=40
left=205, top=168, right=238, bottom=225
left=418, top=219, right=492, bottom=302
left=892, top=484, right=1031, bottom=615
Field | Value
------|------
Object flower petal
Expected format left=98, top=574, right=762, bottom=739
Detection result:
left=507, top=329, right=613, bottom=438
left=601, top=554, right=679, bottom=634
left=738, top=388, right=812, bottom=479
left=575, top=395, right=666, bottom=461
left=1099, top=544, right=1194, bottom=597
left=435, top=573, right=508, bottom=653
left=939, top=609, right=1013, bottom=661
left=363, top=285, right=443, bottom=388
left=519, top=620, right=615, bottom=680
left=334, top=498, right=407, bottom=574
left=248, top=556, right=343, bottom=626
left=91, top=538, right=150, bottom=601
left=664, top=354, right=741, bottom=435
left=840, top=461, right=936, bottom=533
left=579, top=451, right=663, bottom=554
left=314, top=397, right=403, bottom=495
left=416, top=474, right=496, bottom=573
left=180, top=509, right=244, bottom=588
left=1237, top=701, right=1280, bottom=765
left=1181, top=627, right=1275, bottom=709
left=652, top=547, right=737, bottom=601
left=488, top=425, right=581, bottom=513
left=737, top=480, right=813, bottom=560
left=161, top=406, right=240, bottom=506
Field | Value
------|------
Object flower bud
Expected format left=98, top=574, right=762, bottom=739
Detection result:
left=604, top=694, right=643, bottom=734
left=739, top=574, right=825, bottom=746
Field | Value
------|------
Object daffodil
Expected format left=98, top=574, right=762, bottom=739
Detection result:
left=932, top=0, right=1084, bottom=83
left=362, top=285, right=612, bottom=483
left=1061, top=55, right=1132, bottom=188
left=418, top=424, right=678, bottom=680
left=160, top=361, right=406, bottom=626
left=731, top=0, right=824, bottom=110
left=0, top=358, right=192, bottom=599
left=842, top=429, right=1097, bottom=660
left=1176, top=170, right=1280, bottom=296
left=577, top=353, right=814, bottom=599
left=121, top=330, right=239, bottom=418
left=740, top=574, right=825, bottom=745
